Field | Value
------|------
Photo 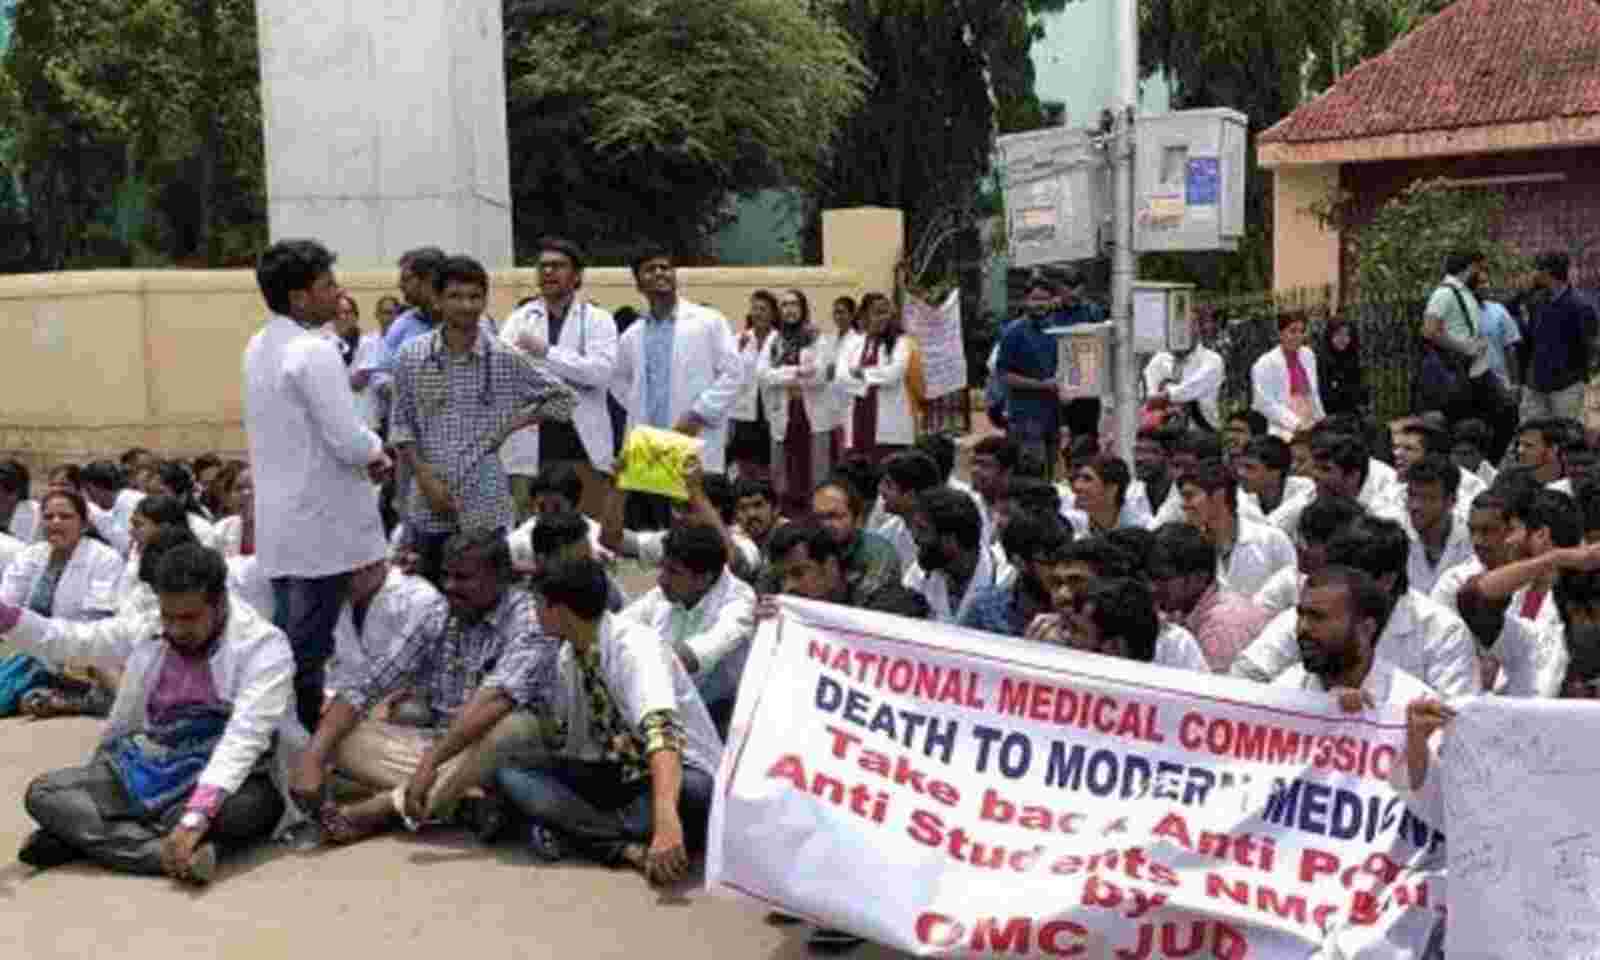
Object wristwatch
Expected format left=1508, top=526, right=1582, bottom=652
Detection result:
left=179, top=811, right=209, bottom=832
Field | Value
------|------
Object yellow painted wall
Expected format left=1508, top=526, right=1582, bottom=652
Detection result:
left=0, top=208, right=905, bottom=478
left=1270, top=164, right=1342, bottom=302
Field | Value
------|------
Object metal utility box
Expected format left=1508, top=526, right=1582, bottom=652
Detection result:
left=1131, top=282, right=1196, bottom=354
left=1048, top=322, right=1114, bottom=399
left=1133, top=109, right=1248, bottom=253
left=996, top=126, right=1109, bottom=267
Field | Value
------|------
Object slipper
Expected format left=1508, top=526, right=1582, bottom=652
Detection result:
left=19, top=688, right=92, bottom=719
left=319, top=804, right=385, bottom=846
left=618, top=842, right=649, bottom=873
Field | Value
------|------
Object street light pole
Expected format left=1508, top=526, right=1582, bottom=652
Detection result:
left=1110, top=0, right=1141, bottom=463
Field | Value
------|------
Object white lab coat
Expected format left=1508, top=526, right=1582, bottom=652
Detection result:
left=621, top=567, right=755, bottom=706
left=731, top=330, right=776, bottom=422
left=832, top=330, right=865, bottom=446
left=1405, top=515, right=1477, bottom=596
left=759, top=329, right=838, bottom=437
left=9, top=499, right=40, bottom=543
left=1218, top=518, right=1298, bottom=599
left=1143, top=346, right=1225, bottom=431
left=1156, top=623, right=1213, bottom=673
left=0, top=531, right=22, bottom=579
left=835, top=335, right=916, bottom=446
left=351, top=332, right=385, bottom=429
left=6, top=595, right=308, bottom=838
left=499, top=298, right=620, bottom=475
left=1240, top=475, right=1318, bottom=539
left=0, top=538, right=123, bottom=620
left=611, top=299, right=743, bottom=475
left=244, top=314, right=388, bottom=579
left=1251, top=346, right=1327, bottom=439
left=328, top=568, right=445, bottom=694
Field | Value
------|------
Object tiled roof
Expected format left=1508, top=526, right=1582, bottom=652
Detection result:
left=1260, top=0, right=1600, bottom=145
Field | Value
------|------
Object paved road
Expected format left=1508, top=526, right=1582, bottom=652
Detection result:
left=0, top=717, right=913, bottom=958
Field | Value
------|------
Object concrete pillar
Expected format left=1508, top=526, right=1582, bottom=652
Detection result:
left=823, top=207, right=905, bottom=298
left=256, top=0, right=514, bottom=269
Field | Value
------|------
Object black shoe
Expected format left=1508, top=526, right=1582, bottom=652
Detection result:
left=808, top=928, right=866, bottom=953
left=18, top=829, right=80, bottom=870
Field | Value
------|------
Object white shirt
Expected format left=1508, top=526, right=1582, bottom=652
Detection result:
left=0, top=531, right=21, bottom=580
left=625, top=528, right=759, bottom=574
left=1548, top=476, right=1574, bottom=495
left=351, top=331, right=385, bottom=428
left=1426, top=554, right=1484, bottom=614
left=903, top=548, right=1008, bottom=624
left=86, top=489, right=146, bottom=557
left=1405, top=513, right=1477, bottom=596
left=1217, top=517, right=1297, bottom=599
left=328, top=568, right=445, bottom=694
left=1492, top=610, right=1566, bottom=698
left=508, top=514, right=613, bottom=571
left=1156, top=622, right=1212, bottom=673
left=1059, top=483, right=1156, bottom=531
left=874, top=513, right=919, bottom=572
left=244, top=314, right=388, bottom=578
left=211, top=515, right=246, bottom=558
left=550, top=613, right=724, bottom=776
left=500, top=297, right=620, bottom=475
left=1234, top=589, right=1479, bottom=697
left=1239, top=475, right=1317, bottom=539
left=1143, top=345, right=1225, bottom=430
left=225, top=555, right=275, bottom=621
left=0, top=538, right=124, bottom=620
left=621, top=568, right=755, bottom=706
left=1252, top=567, right=1303, bottom=616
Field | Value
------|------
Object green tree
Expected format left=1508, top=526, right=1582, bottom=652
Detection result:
left=0, top=0, right=263, bottom=269
left=1345, top=178, right=1526, bottom=300
left=503, top=0, right=867, bottom=261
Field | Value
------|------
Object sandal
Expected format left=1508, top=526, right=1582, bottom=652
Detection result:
left=319, top=803, right=387, bottom=846
left=20, top=688, right=93, bottom=719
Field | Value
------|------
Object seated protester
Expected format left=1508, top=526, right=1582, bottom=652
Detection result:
left=152, top=460, right=216, bottom=547
left=1222, top=410, right=1269, bottom=462
left=1455, top=490, right=1584, bottom=695
left=1428, top=492, right=1516, bottom=614
left=326, top=557, right=446, bottom=700
left=530, top=512, right=626, bottom=613
left=1176, top=459, right=1297, bottom=599
left=811, top=481, right=902, bottom=602
left=1384, top=421, right=1484, bottom=522
left=2, top=543, right=302, bottom=884
left=1023, top=537, right=1211, bottom=673
left=207, top=464, right=256, bottom=559
left=1060, top=436, right=1161, bottom=528
left=903, top=488, right=1009, bottom=624
left=960, top=511, right=1071, bottom=637
left=497, top=558, right=722, bottom=883
left=767, top=522, right=906, bottom=610
left=873, top=451, right=943, bottom=571
left=1310, top=431, right=1403, bottom=521
left=969, top=436, right=1019, bottom=549
left=79, top=460, right=146, bottom=556
left=0, top=459, right=41, bottom=543
left=294, top=530, right=558, bottom=846
left=1007, top=477, right=1063, bottom=530
left=507, top=463, right=611, bottom=573
left=598, top=460, right=759, bottom=580
left=119, top=494, right=191, bottom=608
left=1233, top=516, right=1481, bottom=697
left=1451, top=418, right=1497, bottom=489
left=1235, top=436, right=1317, bottom=538
left=1058, top=577, right=1162, bottom=665
left=832, top=452, right=885, bottom=530
left=1145, top=431, right=1225, bottom=529
left=1517, top=417, right=1574, bottom=493
left=1064, top=455, right=1142, bottom=537
left=0, top=490, right=123, bottom=622
left=1403, top=455, right=1476, bottom=595
left=1105, top=527, right=1155, bottom=575
left=620, top=523, right=754, bottom=735
left=1129, top=427, right=1179, bottom=532
left=1321, top=412, right=1400, bottom=499
left=918, top=432, right=970, bottom=499
left=1148, top=524, right=1272, bottom=672
left=1253, top=494, right=1367, bottom=615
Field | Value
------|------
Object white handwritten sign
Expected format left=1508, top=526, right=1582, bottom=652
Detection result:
left=903, top=291, right=968, bottom=400
left=1443, top=697, right=1600, bottom=960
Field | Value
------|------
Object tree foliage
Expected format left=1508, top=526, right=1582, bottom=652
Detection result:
left=1345, top=179, right=1526, bottom=300
left=504, top=0, right=867, bottom=261
left=0, top=0, right=264, bottom=269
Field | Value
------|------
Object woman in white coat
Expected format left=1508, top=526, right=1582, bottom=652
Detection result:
left=1, top=490, right=122, bottom=622
left=829, top=296, right=864, bottom=451
left=728, top=291, right=779, bottom=482
left=760, top=289, right=837, bottom=515
left=1252, top=312, right=1327, bottom=441
left=837, top=292, right=917, bottom=460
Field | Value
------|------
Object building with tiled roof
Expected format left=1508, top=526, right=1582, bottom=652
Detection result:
left=1258, top=0, right=1600, bottom=299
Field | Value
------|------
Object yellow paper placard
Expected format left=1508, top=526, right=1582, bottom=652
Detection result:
left=617, top=426, right=705, bottom=501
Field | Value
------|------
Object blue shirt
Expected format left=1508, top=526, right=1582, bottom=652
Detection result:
left=377, top=308, right=498, bottom=377
left=641, top=306, right=676, bottom=427
left=957, top=582, right=1029, bottom=637
left=1477, top=300, right=1521, bottom=387
left=995, top=314, right=1060, bottom=433
left=1527, top=287, right=1598, bottom=393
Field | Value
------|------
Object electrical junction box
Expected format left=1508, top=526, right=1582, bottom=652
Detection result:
left=996, top=126, right=1109, bottom=268
left=1131, top=282, right=1196, bottom=354
left=1047, top=321, right=1114, bottom=400
left=1134, top=108, right=1248, bottom=253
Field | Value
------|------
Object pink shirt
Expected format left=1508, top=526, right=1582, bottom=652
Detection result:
left=149, top=650, right=227, bottom=818
left=1183, top=585, right=1274, bottom=673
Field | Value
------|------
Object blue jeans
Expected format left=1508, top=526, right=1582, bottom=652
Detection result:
left=496, top=758, right=714, bottom=864
left=271, top=573, right=352, bottom=733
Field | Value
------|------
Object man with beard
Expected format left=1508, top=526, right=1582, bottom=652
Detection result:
left=811, top=482, right=902, bottom=604
left=960, top=511, right=1071, bottom=636
left=1148, top=524, right=1272, bottom=672
left=1130, top=428, right=1178, bottom=530
left=903, top=488, right=1004, bottom=624
left=619, top=523, right=753, bottom=736
left=1277, top=565, right=1435, bottom=702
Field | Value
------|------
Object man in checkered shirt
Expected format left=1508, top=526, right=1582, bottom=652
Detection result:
left=389, top=255, right=578, bottom=583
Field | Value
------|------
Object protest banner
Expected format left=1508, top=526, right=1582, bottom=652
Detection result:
left=904, top=291, right=968, bottom=400
left=709, top=599, right=1445, bottom=958
left=1443, top=697, right=1600, bottom=960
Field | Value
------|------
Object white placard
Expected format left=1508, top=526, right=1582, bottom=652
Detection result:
left=1133, top=288, right=1168, bottom=352
left=903, top=290, right=968, bottom=400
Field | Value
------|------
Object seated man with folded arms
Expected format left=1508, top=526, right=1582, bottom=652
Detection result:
left=2, top=542, right=300, bottom=885
left=620, top=523, right=754, bottom=735
left=497, top=559, right=722, bottom=884
left=294, top=530, right=558, bottom=845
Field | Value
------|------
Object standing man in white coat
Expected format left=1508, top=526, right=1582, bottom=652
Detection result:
left=500, top=237, right=618, bottom=521
left=612, top=245, right=744, bottom=474
left=245, top=239, right=392, bottom=733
